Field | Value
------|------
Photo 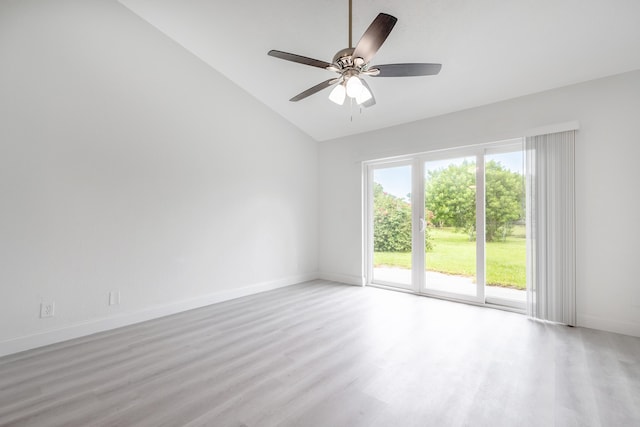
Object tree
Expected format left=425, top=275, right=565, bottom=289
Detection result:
left=425, top=160, right=524, bottom=241
left=485, top=160, right=525, bottom=241
left=425, top=160, right=477, bottom=239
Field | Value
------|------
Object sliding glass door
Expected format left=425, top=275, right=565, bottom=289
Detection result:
left=370, top=163, right=413, bottom=290
left=484, top=147, right=526, bottom=307
left=423, top=155, right=483, bottom=302
left=367, top=140, right=526, bottom=309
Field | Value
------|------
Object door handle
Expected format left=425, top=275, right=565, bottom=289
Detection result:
left=419, top=218, right=426, bottom=233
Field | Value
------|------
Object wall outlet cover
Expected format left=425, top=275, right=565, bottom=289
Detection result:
left=40, top=302, right=55, bottom=318
left=109, top=291, right=120, bottom=306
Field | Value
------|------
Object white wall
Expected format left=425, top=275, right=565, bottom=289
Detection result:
left=319, top=70, right=640, bottom=337
left=0, top=0, right=319, bottom=356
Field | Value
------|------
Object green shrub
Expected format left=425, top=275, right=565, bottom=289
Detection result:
left=373, top=183, right=434, bottom=252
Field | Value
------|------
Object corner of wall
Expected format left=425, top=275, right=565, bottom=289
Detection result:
left=319, top=272, right=364, bottom=287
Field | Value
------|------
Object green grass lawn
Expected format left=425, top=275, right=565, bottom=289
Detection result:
left=374, top=227, right=526, bottom=289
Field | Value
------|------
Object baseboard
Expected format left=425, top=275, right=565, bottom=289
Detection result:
left=0, top=272, right=320, bottom=358
left=578, top=314, right=640, bottom=338
left=319, top=271, right=364, bottom=286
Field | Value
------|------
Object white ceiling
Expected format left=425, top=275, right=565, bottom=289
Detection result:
left=119, top=0, right=640, bottom=141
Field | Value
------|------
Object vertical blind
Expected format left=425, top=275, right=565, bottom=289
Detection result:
left=525, top=130, right=576, bottom=325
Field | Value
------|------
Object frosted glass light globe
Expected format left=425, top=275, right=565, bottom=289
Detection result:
left=328, top=84, right=346, bottom=105
left=356, top=86, right=372, bottom=104
left=346, top=76, right=364, bottom=98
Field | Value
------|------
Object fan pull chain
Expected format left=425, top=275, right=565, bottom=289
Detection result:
left=350, top=97, right=353, bottom=122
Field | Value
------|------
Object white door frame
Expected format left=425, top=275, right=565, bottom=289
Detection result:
left=417, top=148, right=485, bottom=304
left=365, top=159, right=415, bottom=291
left=363, top=139, right=525, bottom=309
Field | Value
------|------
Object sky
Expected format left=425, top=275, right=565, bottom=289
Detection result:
left=374, top=151, right=524, bottom=199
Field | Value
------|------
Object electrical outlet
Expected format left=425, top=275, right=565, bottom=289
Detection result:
left=40, top=302, right=55, bottom=318
left=109, top=291, right=120, bottom=306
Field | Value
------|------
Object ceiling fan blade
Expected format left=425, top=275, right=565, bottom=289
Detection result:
left=290, top=79, right=338, bottom=102
left=360, top=79, right=376, bottom=108
left=352, top=13, right=397, bottom=64
left=371, top=63, right=442, bottom=77
left=268, top=50, right=332, bottom=69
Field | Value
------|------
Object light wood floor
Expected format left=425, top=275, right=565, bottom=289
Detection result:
left=1, top=280, right=639, bottom=427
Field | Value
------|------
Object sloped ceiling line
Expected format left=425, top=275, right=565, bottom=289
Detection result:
left=119, top=0, right=640, bottom=141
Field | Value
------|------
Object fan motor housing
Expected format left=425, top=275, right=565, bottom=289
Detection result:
left=333, top=48, right=355, bottom=69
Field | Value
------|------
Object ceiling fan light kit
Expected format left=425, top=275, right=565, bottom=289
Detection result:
left=346, top=75, right=364, bottom=97
left=355, top=81, right=373, bottom=104
left=267, top=0, right=442, bottom=108
left=329, top=84, right=346, bottom=105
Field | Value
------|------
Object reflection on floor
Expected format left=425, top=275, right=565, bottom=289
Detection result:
left=373, top=267, right=526, bottom=302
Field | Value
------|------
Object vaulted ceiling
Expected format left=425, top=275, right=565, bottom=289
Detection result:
left=119, top=0, right=640, bottom=141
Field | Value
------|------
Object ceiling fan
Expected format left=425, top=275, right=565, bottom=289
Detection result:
left=267, top=0, right=442, bottom=107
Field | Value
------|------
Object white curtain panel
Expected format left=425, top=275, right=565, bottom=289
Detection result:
left=525, top=131, right=576, bottom=325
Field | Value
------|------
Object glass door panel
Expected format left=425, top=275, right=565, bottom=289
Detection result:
left=484, top=150, right=527, bottom=306
left=372, top=165, right=413, bottom=289
left=367, top=140, right=527, bottom=310
left=424, top=156, right=478, bottom=298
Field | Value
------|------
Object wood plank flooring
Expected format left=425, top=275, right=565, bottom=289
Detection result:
left=1, top=280, right=639, bottom=426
